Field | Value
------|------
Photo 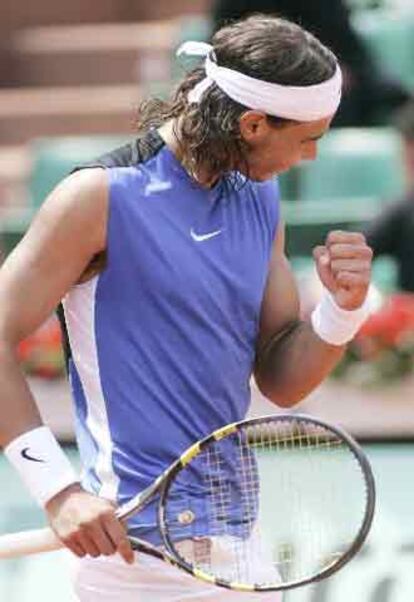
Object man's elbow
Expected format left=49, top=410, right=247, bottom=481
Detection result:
left=255, top=376, right=305, bottom=408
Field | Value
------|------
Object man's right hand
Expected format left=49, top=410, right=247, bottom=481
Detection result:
left=45, top=483, right=134, bottom=564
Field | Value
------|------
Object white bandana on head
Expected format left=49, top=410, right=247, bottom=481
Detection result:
left=176, top=41, right=342, bottom=122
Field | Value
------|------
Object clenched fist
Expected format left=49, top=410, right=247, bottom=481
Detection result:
left=313, top=231, right=373, bottom=311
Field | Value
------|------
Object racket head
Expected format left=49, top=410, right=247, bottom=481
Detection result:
left=157, top=413, right=375, bottom=592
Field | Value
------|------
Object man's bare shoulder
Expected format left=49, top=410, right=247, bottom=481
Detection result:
left=42, top=167, right=108, bottom=216
left=32, top=167, right=109, bottom=254
left=0, top=168, right=110, bottom=343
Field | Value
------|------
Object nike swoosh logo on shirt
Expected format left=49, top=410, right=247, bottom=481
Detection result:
left=21, top=447, right=45, bottom=463
left=190, top=228, right=222, bottom=242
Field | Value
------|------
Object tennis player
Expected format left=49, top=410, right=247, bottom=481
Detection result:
left=0, top=15, right=372, bottom=601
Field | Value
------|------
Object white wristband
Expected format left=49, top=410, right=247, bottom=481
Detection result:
left=311, top=290, right=371, bottom=346
left=4, top=426, right=78, bottom=507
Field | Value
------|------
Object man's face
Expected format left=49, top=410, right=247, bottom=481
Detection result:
left=402, top=138, right=414, bottom=189
left=239, top=112, right=333, bottom=181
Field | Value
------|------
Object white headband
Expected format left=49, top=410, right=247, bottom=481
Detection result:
left=176, top=41, right=342, bottom=122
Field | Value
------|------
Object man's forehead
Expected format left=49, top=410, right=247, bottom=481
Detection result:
left=291, top=117, right=332, bottom=136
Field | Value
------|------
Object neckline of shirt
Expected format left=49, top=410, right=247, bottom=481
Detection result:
left=159, top=143, right=226, bottom=197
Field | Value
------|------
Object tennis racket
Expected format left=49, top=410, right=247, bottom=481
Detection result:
left=0, top=413, right=375, bottom=593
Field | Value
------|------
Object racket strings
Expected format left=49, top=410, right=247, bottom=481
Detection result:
left=164, top=418, right=370, bottom=588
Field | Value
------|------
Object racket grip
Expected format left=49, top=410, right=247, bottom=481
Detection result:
left=0, top=527, right=62, bottom=559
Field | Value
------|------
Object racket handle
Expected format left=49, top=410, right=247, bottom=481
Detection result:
left=0, top=527, right=62, bottom=559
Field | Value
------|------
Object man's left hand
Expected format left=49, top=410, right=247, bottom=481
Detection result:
left=313, top=230, right=373, bottom=311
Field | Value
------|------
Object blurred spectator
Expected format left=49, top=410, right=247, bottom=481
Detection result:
left=364, top=98, right=414, bottom=291
left=212, top=0, right=410, bottom=126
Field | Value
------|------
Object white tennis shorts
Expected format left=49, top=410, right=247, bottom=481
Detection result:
left=72, top=539, right=284, bottom=602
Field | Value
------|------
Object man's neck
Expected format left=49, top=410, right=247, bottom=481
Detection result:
left=157, top=121, right=181, bottom=158
left=157, top=121, right=219, bottom=188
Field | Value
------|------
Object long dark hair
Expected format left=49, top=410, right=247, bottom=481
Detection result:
left=136, top=14, right=338, bottom=182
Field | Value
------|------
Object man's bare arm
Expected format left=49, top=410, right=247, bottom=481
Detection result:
left=0, top=169, right=134, bottom=563
left=254, top=221, right=372, bottom=406
left=0, top=168, right=107, bottom=445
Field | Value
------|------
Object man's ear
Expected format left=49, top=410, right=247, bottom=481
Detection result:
left=239, top=111, right=270, bottom=144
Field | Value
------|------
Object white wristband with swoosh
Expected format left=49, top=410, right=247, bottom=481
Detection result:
left=4, top=426, right=78, bottom=506
left=311, top=289, right=371, bottom=346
